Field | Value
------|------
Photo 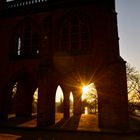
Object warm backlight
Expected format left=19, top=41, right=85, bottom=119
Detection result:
left=82, top=86, right=89, bottom=95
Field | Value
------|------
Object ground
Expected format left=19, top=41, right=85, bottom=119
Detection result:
left=0, top=114, right=140, bottom=140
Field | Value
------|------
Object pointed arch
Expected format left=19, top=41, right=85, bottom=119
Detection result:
left=55, top=85, right=64, bottom=123
left=57, top=11, right=92, bottom=55
left=10, top=17, right=42, bottom=59
left=81, top=83, right=98, bottom=114
left=69, top=91, right=74, bottom=116
left=32, top=88, right=38, bottom=113
left=6, top=69, right=38, bottom=118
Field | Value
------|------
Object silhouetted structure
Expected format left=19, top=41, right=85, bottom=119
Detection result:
left=0, top=0, right=129, bottom=129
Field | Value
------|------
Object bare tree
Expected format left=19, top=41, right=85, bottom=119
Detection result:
left=126, top=63, right=140, bottom=114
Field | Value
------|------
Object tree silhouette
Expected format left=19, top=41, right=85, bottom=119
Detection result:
left=126, top=63, right=140, bottom=115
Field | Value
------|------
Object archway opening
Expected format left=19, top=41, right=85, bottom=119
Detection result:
left=8, top=80, right=34, bottom=117
left=8, top=75, right=37, bottom=117
left=7, top=81, right=38, bottom=126
left=8, top=82, right=18, bottom=118
left=55, top=85, right=64, bottom=123
left=32, top=88, right=38, bottom=114
left=70, top=91, right=74, bottom=116
left=81, top=83, right=98, bottom=114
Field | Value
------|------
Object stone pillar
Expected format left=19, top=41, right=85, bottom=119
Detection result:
left=37, top=14, right=55, bottom=127
left=73, top=88, right=82, bottom=115
left=37, top=69, right=56, bottom=127
left=63, top=87, right=70, bottom=119
left=0, top=86, right=8, bottom=121
left=97, top=61, right=129, bottom=129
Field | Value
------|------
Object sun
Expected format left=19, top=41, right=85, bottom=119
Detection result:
left=81, top=83, right=97, bottom=100
left=82, top=86, right=90, bottom=95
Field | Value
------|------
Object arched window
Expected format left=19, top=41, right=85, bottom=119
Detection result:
left=13, top=18, right=40, bottom=59
left=17, top=37, right=21, bottom=56
left=60, top=15, right=90, bottom=55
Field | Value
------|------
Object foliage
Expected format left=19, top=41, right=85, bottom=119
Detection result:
left=82, top=83, right=98, bottom=114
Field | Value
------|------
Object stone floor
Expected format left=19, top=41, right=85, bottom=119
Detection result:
left=52, top=114, right=99, bottom=131
left=0, top=114, right=140, bottom=140
left=1, top=113, right=99, bottom=131
left=1, top=113, right=140, bottom=132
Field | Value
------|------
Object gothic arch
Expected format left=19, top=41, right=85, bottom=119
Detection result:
left=6, top=69, right=37, bottom=117
left=56, top=10, right=92, bottom=55
left=10, top=17, right=42, bottom=59
left=55, top=85, right=64, bottom=122
left=55, top=84, right=75, bottom=120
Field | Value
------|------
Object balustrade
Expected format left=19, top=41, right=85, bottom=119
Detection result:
left=5, top=0, right=48, bottom=9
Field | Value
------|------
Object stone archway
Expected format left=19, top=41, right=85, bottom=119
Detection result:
left=6, top=70, right=37, bottom=119
left=81, top=83, right=98, bottom=114
left=55, top=85, right=64, bottom=123
left=70, top=92, right=74, bottom=116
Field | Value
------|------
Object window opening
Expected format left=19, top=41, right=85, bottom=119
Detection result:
left=15, top=20, right=40, bottom=58
left=61, top=15, right=90, bottom=54
left=17, top=37, right=21, bottom=56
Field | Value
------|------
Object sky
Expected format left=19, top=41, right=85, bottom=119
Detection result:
left=116, top=0, right=140, bottom=71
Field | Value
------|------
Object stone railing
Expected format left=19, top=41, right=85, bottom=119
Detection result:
left=4, top=0, right=48, bottom=9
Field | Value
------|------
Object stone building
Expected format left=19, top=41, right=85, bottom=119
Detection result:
left=0, top=0, right=129, bottom=129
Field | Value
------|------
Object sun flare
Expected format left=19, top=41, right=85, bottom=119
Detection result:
left=81, top=83, right=97, bottom=101
left=82, top=86, right=90, bottom=95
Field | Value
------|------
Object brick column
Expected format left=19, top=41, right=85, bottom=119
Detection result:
left=63, top=86, right=70, bottom=119
left=37, top=69, right=56, bottom=127
left=73, top=88, right=82, bottom=115
left=97, top=62, right=129, bottom=129
left=0, top=87, right=8, bottom=121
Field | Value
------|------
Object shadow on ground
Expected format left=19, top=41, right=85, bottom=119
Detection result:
left=0, top=114, right=140, bottom=140
left=0, top=127, right=140, bottom=140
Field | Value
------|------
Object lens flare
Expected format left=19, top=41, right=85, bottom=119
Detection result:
left=82, top=86, right=89, bottom=94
